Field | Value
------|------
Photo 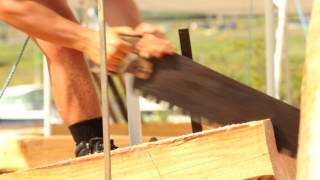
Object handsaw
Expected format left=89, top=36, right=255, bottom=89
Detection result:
left=115, top=34, right=299, bottom=157
left=133, top=54, right=300, bottom=157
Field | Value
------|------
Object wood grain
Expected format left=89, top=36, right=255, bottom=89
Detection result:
left=1, top=120, right=294, bottom=180
left=297, top=0, right=320, bottom=179
left=0, top=135, right=161, bottom=172
left=50, top=123, right=218, bottom=136
left=0, top=123, right=210, bottom=137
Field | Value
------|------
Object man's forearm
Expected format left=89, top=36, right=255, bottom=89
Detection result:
left=105, top=0, right=142, bottom=28
left=0, top=0, right=94, bottom=52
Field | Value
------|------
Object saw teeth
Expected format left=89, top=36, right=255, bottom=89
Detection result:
left=169, top=104, right=179, bottom=111
left=190, top=113, right=201, bottom=119
left=182, top=109, right=190, bottom=115
left=139, top=92, right=148, bottom=98
left=140, top=92, right=153, bottom=100
left=133, top=89, right=143, bottom=96
left=172, top=105, right=181, bottom=111
left=160, top=101, right=170, bottom=109
left=201, top=117, right=210, bottom=124
left=155, top=98, right=162, bottom=104
left=132, top=88, right=199, bottom=117
left=146, top=95, right=156, bottom=102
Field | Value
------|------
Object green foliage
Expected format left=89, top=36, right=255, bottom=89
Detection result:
left=0, top=41, right=42, bottom=85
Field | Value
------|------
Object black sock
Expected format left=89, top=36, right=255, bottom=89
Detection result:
left=68, top=117, right=103, bottom=145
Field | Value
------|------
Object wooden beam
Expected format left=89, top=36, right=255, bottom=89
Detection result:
left=0, top=123, right=215, bottom=136
left=297, top=0, right=320, bottom=179
left=0, top=136, right=74, bottom=172
left=0, top=135, right=159, bottom=173
left=50, top=123, right=218, bottom=136
left=1, top=120, right=294, bottom=179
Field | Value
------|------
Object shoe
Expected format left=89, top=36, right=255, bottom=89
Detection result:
left=75, top=138, right=118, bottom=157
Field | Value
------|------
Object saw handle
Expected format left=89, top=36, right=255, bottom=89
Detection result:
left=120, top=34, right=142, bottom=45
left=117, top=35, right=153, bottom=79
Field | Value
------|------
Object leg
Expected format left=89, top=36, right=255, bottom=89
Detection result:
left=30, top=0, right=100, bottom=125
left=38, top=43, right=101, bottom=125
left=30, top=0, right=114, bottom=155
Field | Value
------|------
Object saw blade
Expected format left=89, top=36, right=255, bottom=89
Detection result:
left=133, top=54, right=300, bottom=157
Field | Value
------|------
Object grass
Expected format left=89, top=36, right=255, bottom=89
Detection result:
left=0, top=16, right=306, bottom=107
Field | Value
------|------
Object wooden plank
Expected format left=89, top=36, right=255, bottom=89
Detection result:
left=297, top=0, right=320, bottom=179
left=1, top=120, right=294, bottom=179
left=0, top=123, right=207, bottom=136
left=0, top=135, right=159, bottom=173
left=50, top=123, right=218, bottom=136
left=0, top=136, right=74, bottom=172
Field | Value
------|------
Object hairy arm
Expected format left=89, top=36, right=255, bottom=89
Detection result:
left=0, top=0, right=174, bottom=76
left=0, top=0, right=94, bottom=53
left=0, top=0, right=138, bottom=65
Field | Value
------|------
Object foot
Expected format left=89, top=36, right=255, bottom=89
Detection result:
left=75, top=138, right=118, bottom=157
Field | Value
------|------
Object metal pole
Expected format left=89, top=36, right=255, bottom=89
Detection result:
left=265, top=0, right=276, bottom=97
left=125, top=75, right=142, bottom=145
left=43, top=57, right=52, bottom=137
left=178, top=28, right=202, bottom=133
left=97, top=0, right=111, bottom=179
left=273, top=0, right=288, bottom=99
left=246, top=0, right=253, bottom=86
left=284, top=20, right=292, bottom=104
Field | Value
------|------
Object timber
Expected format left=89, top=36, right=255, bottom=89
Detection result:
left=50, top=123, right=217, bottom=136
left=0, top=135, right=162, bottom=172
left=0, top=123, right=211, bottom=136
left=0, top=120, right=294, bottom=180
left=297, top=0, right=320, bottom=179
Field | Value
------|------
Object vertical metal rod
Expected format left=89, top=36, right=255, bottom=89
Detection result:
left=97, top=0, right=111, bottom=179
left=265, top=0, right=276, bottom=97
left=178, top=28, right=203, bottom=133
left=125, top=74, right=142, bottom=145
left=283, top=22, right=292, bottom=104
left=43, top=56, right=52, bottom=137
left=246, top=0, right=253, bottom=86
left=274, top=0, right=288, bottom=100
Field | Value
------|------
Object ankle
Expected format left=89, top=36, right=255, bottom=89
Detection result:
left=68, top=117, right=103, bottom=145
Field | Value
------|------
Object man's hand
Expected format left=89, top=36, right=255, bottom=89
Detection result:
left=85, top=26, right=176, bottom=79
left=134, top=23, right=176, bottom=59
left=85, top=27, right=138, bottom=73
left=135, top=23, right=166, bottom=38
left=136, top=34, right=176, bottom=59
